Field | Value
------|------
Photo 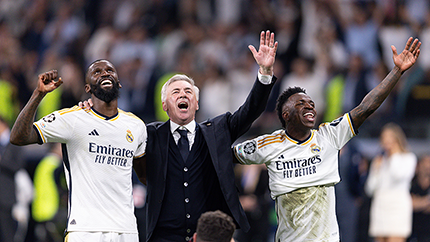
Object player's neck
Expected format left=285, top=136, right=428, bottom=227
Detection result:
left=92, top=98, right=118, bottom=117
left=285, top=126, right=311, bottom=142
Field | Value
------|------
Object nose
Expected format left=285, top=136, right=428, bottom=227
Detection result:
left=179, top=89, right=188, bottom=97
left=304, top=102, right=313, bottom=109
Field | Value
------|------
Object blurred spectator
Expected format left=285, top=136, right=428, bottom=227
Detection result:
left=0, top=70, right=20, bottom=126
left=0, top=116, right=28, bottom=242
left=343, top=3, right=381, bottom=69
left=197, top=63, right=230, bottom=121
left=31, top=143, right=64, bottom=242
left=13, top=169, right=33, bottom=242
left=409, top=154, right=430, bottom=242
left=234, top=164, right=272, bottom=242
left=365, top=123, right=417, bottom=242
left=378, top=1, right=414, bottom=70
left=41, top=1, right=87, bottom=57
left=335, top=140, right=367, bottom=242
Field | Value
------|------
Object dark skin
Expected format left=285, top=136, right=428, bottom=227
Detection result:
left=282, top=37, right=421, bottom=141
left=10, top=60, right=126, bottom=145
left=84, top=60, right=122, bottom=117
left=10, top=60, right=147, bottom=183
left=10, top=70, right=63, bottom=145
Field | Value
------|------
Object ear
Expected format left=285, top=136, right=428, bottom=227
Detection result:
left=162, top=101, right=168, bottom=112
left=85, top=84, right=91, bottom=94
left=196, top=101, right=199, bottom=111
left=192, top=233, right=197, bottom=242
left=282, top=110, right=289, bottom=122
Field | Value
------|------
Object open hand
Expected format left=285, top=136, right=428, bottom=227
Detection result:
left=249, top=30, right=278, bottom=75
left=392, top=37, right=421, bottom=72
left=37, top=70, right=62, bottom=93
left=78, top=98, right=93, bottom=111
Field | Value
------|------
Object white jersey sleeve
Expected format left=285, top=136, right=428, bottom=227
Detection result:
left=34, top=106, right=80, bottom=144
left=317, top=113, right=357, bottom=150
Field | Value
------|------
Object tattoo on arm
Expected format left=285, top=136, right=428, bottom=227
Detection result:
left=10, top=91, right=46, bottom=145
left=350, top=67, right=402, bottom=129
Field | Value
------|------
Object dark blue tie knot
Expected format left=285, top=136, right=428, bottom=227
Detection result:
left=178, top=129, right=188, bottom=139
left=177, top=129, right=189, bottom=161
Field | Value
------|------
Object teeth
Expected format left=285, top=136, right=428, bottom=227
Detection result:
left=304, top=112, right=314, bottom=117
left=101, top=80, right=112, bottom=85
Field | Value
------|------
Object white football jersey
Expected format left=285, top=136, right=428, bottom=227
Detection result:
left=34, top=106, right=147, bottom=233
left=234, top=113, right=356, bottom=241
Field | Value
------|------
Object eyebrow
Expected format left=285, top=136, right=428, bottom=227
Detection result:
left=172, top=86, right=193, bottom=92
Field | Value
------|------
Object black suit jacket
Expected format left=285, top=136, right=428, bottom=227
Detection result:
left=144, top=76, right=276, bottom=241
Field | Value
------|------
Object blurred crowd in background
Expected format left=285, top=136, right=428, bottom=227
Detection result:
left=1, top=0, right=430, bottom=241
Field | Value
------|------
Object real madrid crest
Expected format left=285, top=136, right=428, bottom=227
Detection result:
left=310, top=143, right=321, bottom=154
left=126, top=129, right=134, bottom=143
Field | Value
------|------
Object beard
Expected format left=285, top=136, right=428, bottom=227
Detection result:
left=90, top=81, right=120, bottom=103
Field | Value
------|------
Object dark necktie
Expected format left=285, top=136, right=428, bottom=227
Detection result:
left=177, top=129, right=189, bottom=161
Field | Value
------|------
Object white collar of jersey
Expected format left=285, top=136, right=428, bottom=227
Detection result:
left=284, top=129, right=315, bottom=145
left=90, top=108, right=119, bottom=121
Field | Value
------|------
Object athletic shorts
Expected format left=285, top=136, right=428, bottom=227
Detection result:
left=65, top=231, right=139, bottom=242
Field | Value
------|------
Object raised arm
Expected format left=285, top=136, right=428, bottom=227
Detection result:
left=10, top=70, right=62, bottom=145
left=249, top=30, right=278, bottom=75
left=350, top=37, right=421, bottom=129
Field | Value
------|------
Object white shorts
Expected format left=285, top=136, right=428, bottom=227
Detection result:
left=65, top=231, right=139, bottom=242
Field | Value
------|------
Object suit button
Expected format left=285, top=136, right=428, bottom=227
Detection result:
left=184, top=167, right=188, bottom=172
left=184, top=182, right=188, bottom=187
left=185, top=198, right=189, bottom=203
left=186, top=214, right=191, bottom=219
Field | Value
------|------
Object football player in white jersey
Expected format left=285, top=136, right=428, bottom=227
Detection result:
left=234, top=37, right=421, bottom=242
left=10, top=60, right=147, bottom=242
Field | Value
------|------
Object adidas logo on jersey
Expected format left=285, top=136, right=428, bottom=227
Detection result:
left=89, top=129, right=99, bottom=136
left=70, top=219, right=76, bottom=225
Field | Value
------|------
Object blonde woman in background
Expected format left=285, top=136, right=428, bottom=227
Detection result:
left=365, top=123, right=417, bottom=242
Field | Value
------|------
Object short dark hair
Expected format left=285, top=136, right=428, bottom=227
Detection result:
left=195, top=210, right=236, bottom=242
left=276, top=86, right=306, bottom=128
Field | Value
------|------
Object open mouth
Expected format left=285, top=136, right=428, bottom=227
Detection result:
left=101, top=79, right=113, bottom=87
left=304, top=112, right=315, bottom=122
left=178, top=101, right=188, bottom=110
left=99, top=77, right=114, bottom=87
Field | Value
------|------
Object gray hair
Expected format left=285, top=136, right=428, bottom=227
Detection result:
left=161, top=74, right=200, bottom=102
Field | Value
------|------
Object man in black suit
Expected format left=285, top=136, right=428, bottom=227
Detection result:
left=134, top=30, right=278, bottom=242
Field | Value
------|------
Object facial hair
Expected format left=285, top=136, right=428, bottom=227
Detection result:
left=90, top=81, right=120, bottom=103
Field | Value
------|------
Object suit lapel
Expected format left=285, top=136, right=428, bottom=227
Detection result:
left=157, top=121, right=171, bottom=177
left=199, top=121, right=219, bottom=170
